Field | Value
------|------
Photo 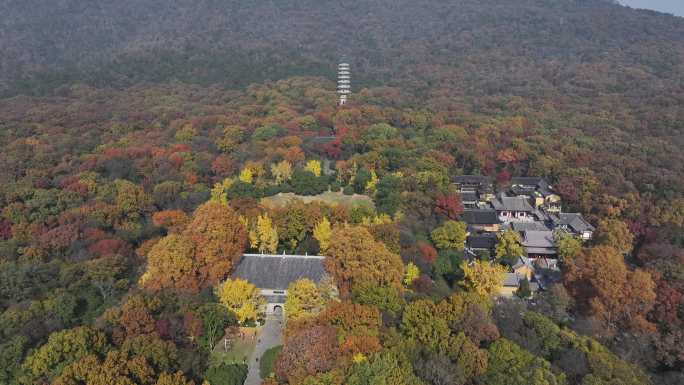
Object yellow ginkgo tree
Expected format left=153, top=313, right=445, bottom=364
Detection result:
left=313, top=217, right=332, bottom=253
left=271, top=160, right=293, bottom=185
left=210, top=178, right=233, bottom=204
left=459, top=260, right=506, bottom=297
left=249, top=214, right=279, bottom=254
left=216, top=278, right=265, bottom=324
left=284, top=278, right=325, bottom=320
left=403, top=262, right=420, bottom=286
left=239, top=167, right=254, bottom=184
left=304, top=159, right=322, bottom=177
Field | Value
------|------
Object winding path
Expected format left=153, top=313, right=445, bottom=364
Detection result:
left=244, top=313, right=284, bottom=385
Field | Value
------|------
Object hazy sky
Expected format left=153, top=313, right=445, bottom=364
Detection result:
left=620, top=1, right=684, bottom=17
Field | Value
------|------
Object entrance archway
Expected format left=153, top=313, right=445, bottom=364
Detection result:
left=273, top=305, right=283, bottom=316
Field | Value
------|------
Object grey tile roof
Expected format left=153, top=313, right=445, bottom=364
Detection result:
left=534, top=209, right=550, bottom=222
left=553, top=213, right=595, bottom=233
left=525, top=247, right=557, bottom=255
left=511, top=177, right=545, bottom=186
left=231, top=254, right=327, bottom=290
left=510, top=221, right=550, bottom=232
left=467, top=234, right=497, bottom=250
left=460, top=191, right=479, bottom=203
left=491, top=194, right=535, bottom=212
left=462, top=209, right=499, bottom=225
left=503, top=272, right=539, bottom=292
left=511, top=186, right=536, bottom=196
left=454, top=175, right=493, bottom=185
left=521, top=231, right=557, bottom=255
left=521, top=231, right=556, bottom=248
left=511, top=177, right=554, bottom=197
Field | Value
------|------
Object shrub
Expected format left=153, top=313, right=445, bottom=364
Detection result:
left=227, top=181, right=261, bottom=199
left=242, top=318, right=258, bottom=328
left=516, top=278, right=532, bottom=299
left=353, top=168, right=372, bottom=194
left=291, top=170, right=327, bottom=196
left=205, top=363, right=248, bottom=385
left=349, top=203, right=376, bottom=224
left=263, top=184, right=283, bottom=197
left=330, top=181, right=342, bottom=192
left=260, top=345, right=283, bottom=379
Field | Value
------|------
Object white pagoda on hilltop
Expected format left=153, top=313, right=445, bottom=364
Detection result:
left=337, top=62, right=350, bottom=106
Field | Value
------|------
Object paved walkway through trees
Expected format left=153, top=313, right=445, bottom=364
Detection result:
left=244, top=313, right=284, bottom=385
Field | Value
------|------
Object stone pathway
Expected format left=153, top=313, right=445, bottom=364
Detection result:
left=244, top=314, right=284, bottom=385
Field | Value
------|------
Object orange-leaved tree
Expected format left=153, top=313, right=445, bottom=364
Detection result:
left=275, top=325, right=338, bottom=383
left=141, top=201, right=247, bottom=293
left=183, top=201, right=248, bottom=287
left=325, top=225, right=404, bottom=297
left=152, top=210, right=189, bottom=234
left=563, top=245, right=656, bottom=333
left=140, top=234, right=199, bottom=293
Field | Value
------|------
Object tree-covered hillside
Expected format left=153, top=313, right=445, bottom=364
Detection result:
left=0, top=1, right=683, bottom=385
left=3, top=0, right=684, bottom=99
left=0, top=75, right=682, bottom=384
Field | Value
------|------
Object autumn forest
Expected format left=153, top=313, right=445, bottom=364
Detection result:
left=0, top=1, right=683, bottom=385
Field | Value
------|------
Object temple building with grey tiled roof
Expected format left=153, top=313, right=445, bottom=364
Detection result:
left=520, top=230, right=557, bottom=258
left=491, top=193, right=536, bottom=222
left=550, top=213, right=595, bottom=240
left=231, top=253, right=328, bottom=314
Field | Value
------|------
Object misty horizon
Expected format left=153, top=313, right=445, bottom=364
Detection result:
left=620, top=0, right=684, bottom=16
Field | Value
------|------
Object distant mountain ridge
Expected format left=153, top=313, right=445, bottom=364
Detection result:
left=1, top=0, right=683, bottom=98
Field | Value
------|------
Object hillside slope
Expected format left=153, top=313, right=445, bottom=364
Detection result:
left=3, top=0, right=682, bottom=197
left=1, top=2, right=684, bottom=384
left=2, top=0, right=683, bottom=99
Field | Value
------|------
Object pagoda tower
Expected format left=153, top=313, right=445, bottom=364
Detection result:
left=337, top=62, right=350, bottom=106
